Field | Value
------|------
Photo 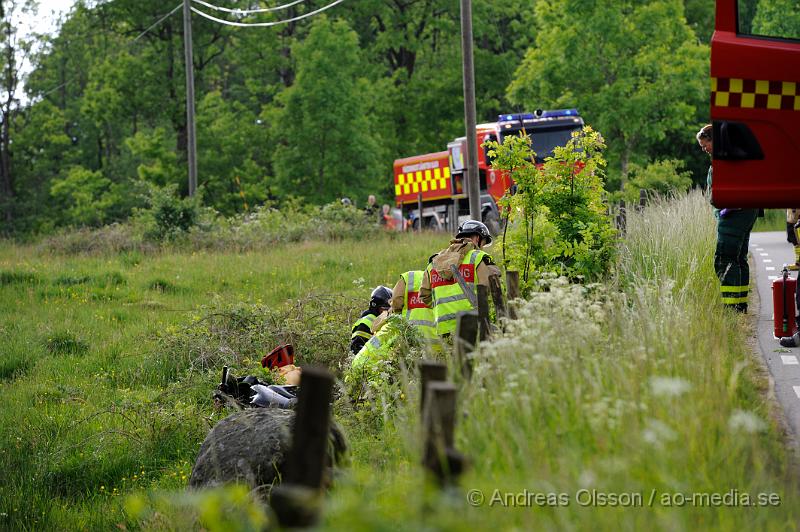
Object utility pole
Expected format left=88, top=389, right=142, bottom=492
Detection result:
left=459, top=0, right=480, bottom=221
left=182, top=0, right=198, bottom=196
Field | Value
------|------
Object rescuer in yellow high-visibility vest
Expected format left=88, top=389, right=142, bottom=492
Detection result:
left=390, top=270, right=437, bottom=339
left=419, top=220, right=498, bottom=336
left=346, top=314, right=402, bottom=388
left=350, top=285, right=392, bottom=355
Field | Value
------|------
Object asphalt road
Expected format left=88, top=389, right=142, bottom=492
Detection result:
left=750, top=230, right=800, bottom=440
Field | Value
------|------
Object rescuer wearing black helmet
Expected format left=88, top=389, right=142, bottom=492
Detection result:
left=419, top=220, right=503, bottom=337
left=350, top=285, right=393, bottom=354
left=455, top=219, right=493, bottom=246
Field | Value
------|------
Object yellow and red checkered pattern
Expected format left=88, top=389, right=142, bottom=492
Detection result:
left=395, top=166, right=451, bottom=196
left=712, top=77, right=800, bottom=110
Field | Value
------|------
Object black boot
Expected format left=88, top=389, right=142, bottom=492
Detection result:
left=780, top=332, right=800, bottom=348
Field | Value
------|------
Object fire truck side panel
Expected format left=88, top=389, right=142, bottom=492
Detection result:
left=710, top=0, right=800, bottom=207
left=394, top=151, right=453, bottom=204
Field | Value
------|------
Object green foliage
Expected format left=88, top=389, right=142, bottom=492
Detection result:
left=44, top=330, right=89, bottom=356
left=273, top=17, right=381, bottom=204
left=196, top=91, right=270, bottom=215
left=616, top=158, right=693, bottom=203
left=752, top=0, right=800, bottom=39
left=487, top=126, right=617, bottom=285
left=157, top=295, right=360, bottom=382
left=134, top=184, right=203, bottom=242
left=49, top=166, right=115, bottom=227
left=508, top=0, right=708, bottom=188
left=125, top=128, right=183, bottom=188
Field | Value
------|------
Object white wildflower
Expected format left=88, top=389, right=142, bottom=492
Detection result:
left=649, top=376, right=691, bottom=397
left=642, top=418, right=677, bottom=447
left=728, top=410, right=766, bottom=433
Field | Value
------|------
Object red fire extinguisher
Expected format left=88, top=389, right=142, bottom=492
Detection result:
left=773, top=267, right=797, bottom=339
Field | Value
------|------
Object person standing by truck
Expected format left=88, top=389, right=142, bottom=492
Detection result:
left=697, top=124, right=759, bottom=313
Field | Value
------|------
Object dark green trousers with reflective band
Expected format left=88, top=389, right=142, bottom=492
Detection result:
left=715, top=209, right=759, bottom=311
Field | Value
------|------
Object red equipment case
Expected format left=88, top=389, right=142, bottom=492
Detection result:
left=773, top=268, right=797, bottom=339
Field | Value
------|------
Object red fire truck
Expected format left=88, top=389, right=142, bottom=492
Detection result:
left=393, top=109, right=584, bottom=233
left=709, top=1, right=800, bottom=206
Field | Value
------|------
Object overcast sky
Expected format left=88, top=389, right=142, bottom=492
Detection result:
left=20, top=0, right=75, bottom=37
left=15, top=0, right=75, bottom=101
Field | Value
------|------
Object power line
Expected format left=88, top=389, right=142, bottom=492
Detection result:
left=191, top=0, right=308, bottom=15
left=190, top=0, right=346, bottom=28
left=36, top=3, right=183, bottom=100
left=134, top=3, right=184, bottom=42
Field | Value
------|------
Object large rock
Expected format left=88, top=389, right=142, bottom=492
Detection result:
left=189, top=408, right=346, bottom=492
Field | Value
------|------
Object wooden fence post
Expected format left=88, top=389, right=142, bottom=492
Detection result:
left=505, top=270, right=519, bottom=320
left=488, top=274, right=506, bottom=321
left=618, top=200, right=627, bottom=234
left=638, top=188, right=646, bottom=211
left=270, top=366, right=334, bottom=528
left=422, top=381, right=466, bottom=486
left=420, top=360, right=447, bottom=413
left=454, top=311, right=479, bottom=380
left=477, top=285, right=491, bottom=340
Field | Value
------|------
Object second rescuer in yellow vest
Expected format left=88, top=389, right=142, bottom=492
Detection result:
left=420, top=220, right=498, bottom=336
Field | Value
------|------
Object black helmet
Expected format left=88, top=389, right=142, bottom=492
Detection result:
left=369, top=285, right=392, bottom=309
left=456, top=219, right=492, bottom=245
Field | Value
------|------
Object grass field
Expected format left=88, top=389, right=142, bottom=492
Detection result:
left=2, top=192, right=800, bottom=530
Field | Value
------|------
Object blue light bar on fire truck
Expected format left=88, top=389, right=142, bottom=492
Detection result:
left=497, top=109, right=580, bottom=129
left=498, top=109, right=579, bottom=122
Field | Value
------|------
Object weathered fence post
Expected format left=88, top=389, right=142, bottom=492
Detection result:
left=488, top=274, right=506, bottom=321
left=638, top=188, right=646, bottom=211
left=477, top=285, right=491, bottom=340
left=420, top=360, right=447, bottom=413
left=618, top=200, right=627, bottom=234
left=270, top=366, right=334, bottom=528
left=422, top=381, right=466, bottom=486
left=506, top=270, right=519, bottom=320
left=454, top=311, right=479, bottom=380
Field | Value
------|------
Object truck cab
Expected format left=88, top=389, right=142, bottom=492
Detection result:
left=710, top=1, right=800, bottom=207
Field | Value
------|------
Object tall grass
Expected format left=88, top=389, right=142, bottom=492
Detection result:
left=2, top=193, right=798, bottom=530
left=0, top=231, right=445, bottom=530
left=323, top=190, right=800, bottom=529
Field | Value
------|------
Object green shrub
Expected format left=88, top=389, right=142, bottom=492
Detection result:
left=0, top=270, right=40, bottom=286
left=486, top=126, right=617, bottom=288
left=153, top=294, right=360, bottom=384
left=614, top=158, right=693, bottom=204
left=134, top=184, right=203, bottom=242
left=44, top=330, right=89, bottom=356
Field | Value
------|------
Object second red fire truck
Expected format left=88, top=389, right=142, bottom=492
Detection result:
left=393, top=109, right=585, bottom=233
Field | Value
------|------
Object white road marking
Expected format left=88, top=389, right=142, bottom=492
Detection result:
left=760, top=253, right=769, bottom=256
left=767, top=266, right=776, bottom=271
left=794, top=386, right=800, bottom=399
left=763, top=259, right=773, bottom=263
left=782, top=355, right=799, bottom=365
left=756, top=247, right=764, bottom=251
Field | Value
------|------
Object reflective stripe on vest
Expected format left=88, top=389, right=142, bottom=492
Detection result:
left=351, top=313, right=376, bottom=340
left=401, top=270, right=436, bottom=338
left=430, top=250, right=487, bottom=336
